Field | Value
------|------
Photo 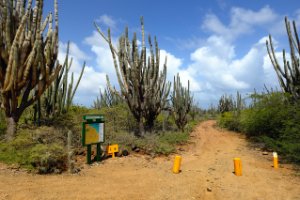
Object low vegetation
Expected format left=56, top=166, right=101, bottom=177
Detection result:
left=218, top=92, right=300, bottom=164
left=0, top=103, right=202, bottom=173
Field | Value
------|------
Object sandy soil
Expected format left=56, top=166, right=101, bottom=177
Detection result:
left=0, top=120, right=300, bottom=200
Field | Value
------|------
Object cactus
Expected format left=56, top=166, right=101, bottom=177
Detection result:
left=0, top=0, right=61, bottom=140
left=171, top=74, right=193, bottom=132
left=235, top=91, right=244, bottom=112
left=219, top=92, right=244, bottom=114
left=266, top=17, right=300, bottom=101
left=95, top=17, right=171, bottom=136
left=218, top=94, right=234, bottom=113
left=36, top=41, right=86, bottom=121
left=93, top=83, right=123, bottom=109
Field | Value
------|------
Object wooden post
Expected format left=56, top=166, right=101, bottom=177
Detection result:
left=96, top=143, right=101, bottom=162
left=87, top=145, right=92, bottom=164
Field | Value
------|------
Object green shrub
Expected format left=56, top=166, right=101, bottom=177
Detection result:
left=159, top=131, right=189, bottom=145
left=239, top=93, right=288, bottom=138
left=97, top=103, right=137, bottom=133
left=0, top=127, right=70, bottom=172
left=217, top=112, right=240, bottom=131
left=30, top=143, right=67, bottom=174
left=0, top=130, right=36, bottom=167
left=218, top=92, right=300, bottom=164
left=155, top=142, right=175, bottom=154
left=154, top=112, right=177, bottom=132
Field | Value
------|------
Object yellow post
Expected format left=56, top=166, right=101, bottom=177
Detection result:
left=273, top=152, right=278, bottom=169
left=233, top=158, right=242, bottom=176
left=173, top=155, right=182, bottom=174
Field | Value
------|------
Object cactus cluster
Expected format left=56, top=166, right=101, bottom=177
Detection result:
left=171, top=74, right=193, bottom=132
left=0, top=0, right=61, bottom=139
left=93, top=82, right=123, bottom=109
left=218, top=92, right=243, bottom=113
left=95, top=17, right=171, bottom=136
left=266, top=17, right=300, bottom=101
left=40, top=41, right=85, bottom=119
left=218, top=94, right=234, bottom=113
left=32, top=42, right=85, bottom=125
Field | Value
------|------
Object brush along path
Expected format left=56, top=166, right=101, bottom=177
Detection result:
left=0, top=120, right=299, bottom=200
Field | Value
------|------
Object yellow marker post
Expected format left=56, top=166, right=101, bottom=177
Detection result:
left=107, top=144, right=119, bottom=158
left=173, top=155, right=182, bottom=174
left=233, top=158, right=242, bottom=176
left=273, top=152, right=278, bottom=169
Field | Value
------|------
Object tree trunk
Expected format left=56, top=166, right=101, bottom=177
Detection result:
left=138, top=120, right=145, bottom=137
left=5, top=117, right=17, bottom=141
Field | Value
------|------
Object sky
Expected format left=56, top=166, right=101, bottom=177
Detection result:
left=44, top=0, right=300, bottom=108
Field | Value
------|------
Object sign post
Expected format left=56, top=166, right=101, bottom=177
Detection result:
left=82, top=115, right=105, bottom=164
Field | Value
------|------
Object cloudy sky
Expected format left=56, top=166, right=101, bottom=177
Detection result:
left=44, top=0, right=300, bottom=108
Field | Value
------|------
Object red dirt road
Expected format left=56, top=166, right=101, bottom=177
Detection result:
left=0, top=120, right=300, bottom=200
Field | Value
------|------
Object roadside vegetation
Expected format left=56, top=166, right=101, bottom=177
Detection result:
left=0, top=102, right=203, bottom=173
left=218, top=17, right=300, bottom=164
left=218, top=92, right=300, bottom=164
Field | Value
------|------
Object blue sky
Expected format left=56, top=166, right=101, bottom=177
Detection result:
left=44, top=0, right=300, bottom=108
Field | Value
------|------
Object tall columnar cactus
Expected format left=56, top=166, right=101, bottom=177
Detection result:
left=266, top=17, right=300, bottom=101
left=0, top=0, right=61, bottom=140
left=218, top=92, right=244, bottom=114
left=93, top=81, right=123, bottom=109
left=234, top=91, right=244, bottom=112
left=37, top=42, right=85, bottom=120
left=171, top=74, right=192, bottom=132
left=95, top=17, right=171, bottom=136
left=218, top=94, right=234, bottom=113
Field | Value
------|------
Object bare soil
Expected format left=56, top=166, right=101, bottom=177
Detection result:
left=0, top=120, right=300, bottom=200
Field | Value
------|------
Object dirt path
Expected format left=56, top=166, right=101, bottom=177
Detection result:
left=0, top=120, right=300, bottom=200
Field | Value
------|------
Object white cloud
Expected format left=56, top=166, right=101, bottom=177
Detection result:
left=96, top=15, right=117, bottom=30
left=58, top=6, right=290, bottom=108
left=58, top=41, right=107, bottom=106
left=84, top=31, right=116, bottom=78
left=159, top=49, right=201, bottom=91
left=83, top=29, right=199, bottom=93
left=202, top=6, right=278, bottom=41
left=180, top=34, right=281, bottom=107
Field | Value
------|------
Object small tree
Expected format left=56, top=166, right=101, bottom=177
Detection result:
left=171, top=74, right=192, bottom=132
left=0, top=0, right=61, bottom=140
left=266, top=17, right=300, bottom=101
left=95, top=17, right=171, bottom=136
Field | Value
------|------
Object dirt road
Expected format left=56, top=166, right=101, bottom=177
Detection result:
left=0, top=120, right=300, bottom=200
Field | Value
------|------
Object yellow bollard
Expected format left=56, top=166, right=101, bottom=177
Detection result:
left=173, top=155, right=182, bottom=174
left=233, top=158, right=242, bottom=176
left=273, top=152, right=278, bottom=169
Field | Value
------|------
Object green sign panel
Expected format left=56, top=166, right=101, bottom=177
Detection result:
left=82, top=115, right=105, bottom=146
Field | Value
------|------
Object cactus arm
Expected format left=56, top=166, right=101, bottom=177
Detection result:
left=70, top=61, right=86, bottom=103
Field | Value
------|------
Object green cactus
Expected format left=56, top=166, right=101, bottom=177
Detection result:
left=235, top=91, right=244, bottom=113
left=218, top=94, right=234, bottom=113
left=266, top=17, right=300, bottom=101
left=93, top=82, right=124, bottom=109
left=35, top=41, right=86, bottom=121
left=0, top=0, right=61, bottom=140
left=218, top=91, right=244, bottom=114
left=171, top=74, right=193, bottom=132
left=95, top=17, right=171, bottom=136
